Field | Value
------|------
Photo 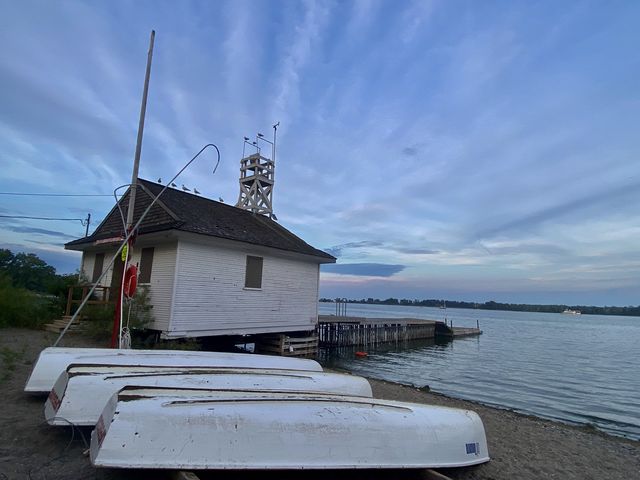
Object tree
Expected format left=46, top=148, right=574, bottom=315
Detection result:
left=0, top=250, right=57, bottom=292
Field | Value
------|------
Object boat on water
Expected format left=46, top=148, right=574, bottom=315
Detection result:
left=90, top=386, right=489, bottom=470
left=25, top=347, right=322, bottom=394
left=45, top=364, right=372, bottom=426
left=562, top=309, right=581, bottom=315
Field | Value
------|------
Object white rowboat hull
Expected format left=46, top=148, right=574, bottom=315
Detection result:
left=90, top=387, right=490, bottom=470
left=25, top=347, right=322, bottom=393
left=45, top=365, right=372, bottom=425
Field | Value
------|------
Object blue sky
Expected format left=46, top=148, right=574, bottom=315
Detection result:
left=1, top=1, right=639, bottom=306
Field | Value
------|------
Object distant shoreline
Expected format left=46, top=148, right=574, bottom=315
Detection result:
left=319, top=298, right=640, bottom=317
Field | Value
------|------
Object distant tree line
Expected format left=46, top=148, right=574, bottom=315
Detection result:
left=318, top=297, right=640, bottom=317
left=0, top=249, right=77, bottom=328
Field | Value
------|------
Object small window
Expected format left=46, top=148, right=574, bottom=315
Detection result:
left=91, top=253, right=104, bottom=283
left=244, top=255, right=263, bottom=289
left=138, top=247, right=154, bottom=284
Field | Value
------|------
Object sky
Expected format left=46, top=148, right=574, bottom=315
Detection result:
left=1, top=0, right=639, bottom=306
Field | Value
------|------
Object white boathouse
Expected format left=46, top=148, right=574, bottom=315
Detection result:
left=64, top=178, right=335, bottom=340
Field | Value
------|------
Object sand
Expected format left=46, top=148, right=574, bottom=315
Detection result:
left=0, top=327, right=638, bottom=480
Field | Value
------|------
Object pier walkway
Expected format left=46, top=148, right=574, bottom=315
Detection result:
left=318, top=315, right=481, bottom=348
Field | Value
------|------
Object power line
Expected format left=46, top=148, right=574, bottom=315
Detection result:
left=0, top=192, right=112, bottom=197
left=0, top=215, right=86, bottom=222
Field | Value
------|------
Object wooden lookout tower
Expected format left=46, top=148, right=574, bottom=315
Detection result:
left=236, top=123, right=279, bottom=219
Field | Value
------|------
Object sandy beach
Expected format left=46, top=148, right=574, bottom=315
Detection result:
left=1, top=327, right=638, bottom=480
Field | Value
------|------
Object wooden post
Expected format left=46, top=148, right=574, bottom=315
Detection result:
left=65, top=286, right=74, bottom=316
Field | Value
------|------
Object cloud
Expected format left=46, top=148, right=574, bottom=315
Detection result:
left=325, top=240, right=383, bottom=258
left=479, top=242, right=568, bottom=257
left=321, top=263, right=406, bottom=277
left=475, top=181, right=640, bottom=240
left=402, top=145, right=420, bottom=157
left=3, top=226, right=75, bottom=239
left=1, top=2, right=639, bottom=305
left=270, top=0, right=332, bottom=128
left=393, top=246, right=439, bottom=255
left=400, top=0, right=437, bottom=44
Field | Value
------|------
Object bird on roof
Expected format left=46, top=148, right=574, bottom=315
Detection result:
left=194, top=188, right=200, bottom=195
left=219, top=197, right=224, bottom=203
left=182, top=185, right=191, bottom=192
left=171, top=182, right=177, bottom=188
left=157, top=178, right=162, bottom=183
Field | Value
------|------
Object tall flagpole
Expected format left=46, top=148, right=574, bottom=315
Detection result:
left=126, top=29, right=155, bottom=228
left=111, top=30, right=155, bottom=349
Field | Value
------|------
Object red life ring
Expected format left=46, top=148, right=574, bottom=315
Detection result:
left=123, top=264, right=138, bottom=298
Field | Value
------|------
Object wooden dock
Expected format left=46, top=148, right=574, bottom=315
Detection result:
left=318, top=315, right=481, bottom=348
left=435, top=322, right=483, bottom=339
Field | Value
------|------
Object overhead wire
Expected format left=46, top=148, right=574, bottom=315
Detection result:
left=0, top=215, right=86, bottom=222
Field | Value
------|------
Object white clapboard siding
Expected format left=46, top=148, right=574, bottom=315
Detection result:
left=80, top=253, right=95, bottom=282
left=140, top=243, right=176, bottom=330
left=80, top=245, right=177, bottom=331
left=96, top=249, right=117, bottom=287
left=169, top=240, right=320, bottom=337
left=119, top=243, right=177, bottom=331
left=80, top=250, right=117, bottom=287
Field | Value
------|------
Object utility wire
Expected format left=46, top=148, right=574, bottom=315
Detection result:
left=0, top=192, right=112, bottom=197
left=0, top=215, right=85, bottom=222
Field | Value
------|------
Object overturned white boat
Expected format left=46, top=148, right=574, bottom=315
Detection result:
left=90, top=387, right=490, bottom=470
left=45, top=364, right=372, bottom=426
left=25, top=347, right=322, bottom=393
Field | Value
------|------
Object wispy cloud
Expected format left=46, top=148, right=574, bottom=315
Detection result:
left=322, top=263, right=406, bottom=277
left=0, top=1, right=638, bottom=304
left=325, top=240, right=383, bottom=258
left=270, top=0, right=332, bottom=130
left=474, top=181, right=640, bottom=240
left=3, top=226, right=75, bottom=239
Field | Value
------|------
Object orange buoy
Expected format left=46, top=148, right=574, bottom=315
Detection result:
left=123, top=264, right=138, bottom=298
left=355, top=351, right=368, bottom=358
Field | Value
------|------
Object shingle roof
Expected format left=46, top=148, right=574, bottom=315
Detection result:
left=65, top=178, right=335, bottom=262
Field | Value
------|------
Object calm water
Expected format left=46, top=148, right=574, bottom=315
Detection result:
left=318, top=303, right=640, bottom=440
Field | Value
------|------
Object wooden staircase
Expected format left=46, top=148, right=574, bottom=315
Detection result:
left=43, top=315, right=86, bottom=334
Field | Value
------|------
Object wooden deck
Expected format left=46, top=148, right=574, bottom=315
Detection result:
left=318, top=315, right=437, bottom=347
left=318, top=315, right=481, bottom=348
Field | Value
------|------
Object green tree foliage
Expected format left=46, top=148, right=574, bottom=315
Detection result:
left=0, top=249, right=76, bottom=328
left=0, top=274, right=57, bottom=328
left=0, top=249, right=57, bottom=292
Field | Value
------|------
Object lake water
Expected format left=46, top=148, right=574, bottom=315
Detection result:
left=318, top=303, right=640, bottom=440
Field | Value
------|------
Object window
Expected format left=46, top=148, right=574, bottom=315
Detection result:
left=244, top=255, right=263, bottom=289
left=91, top=253, right=104, bottom=283
left=138, top=247, right=154, bottom=284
